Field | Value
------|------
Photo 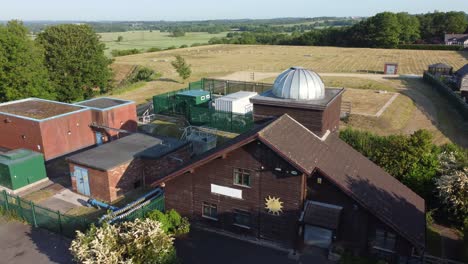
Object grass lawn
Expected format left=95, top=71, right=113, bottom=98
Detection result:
left=100, top=30, right=227, bottom=56
left=343, top=89, right=396, bottom=116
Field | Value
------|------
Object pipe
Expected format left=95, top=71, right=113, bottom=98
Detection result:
left=87, top=199, right=119, bottom=211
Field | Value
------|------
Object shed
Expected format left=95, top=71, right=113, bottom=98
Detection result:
left=428, top=63, right=453, bottom=76
left=0, top=149, right=47, bottom=190
left=67, top=133, right=191, bottom=202
left=176, top=90, right=211, bottom=105
left=215, top=91, right=257, bottom=114
left=384, top=63, right=398, bottom=75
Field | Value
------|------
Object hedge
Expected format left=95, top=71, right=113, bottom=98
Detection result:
left=423, top=72, right=468, bottom=119
left=397, top=44, right=466, bottom=51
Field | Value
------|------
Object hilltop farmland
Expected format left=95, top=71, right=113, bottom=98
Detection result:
left=109, top=44, right=468, bottom=147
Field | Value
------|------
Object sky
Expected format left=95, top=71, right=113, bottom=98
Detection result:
left=0, top=0, right=467, bottom=21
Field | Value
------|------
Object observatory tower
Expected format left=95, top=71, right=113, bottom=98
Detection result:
left=251, top=67, right=344, bottom=137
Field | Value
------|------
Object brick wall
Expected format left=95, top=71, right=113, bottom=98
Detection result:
left=164, top=141, right=304, bottom=248
left=0, top=110, right=96, bottom=160
left=143, top=144, right=192, bottom=185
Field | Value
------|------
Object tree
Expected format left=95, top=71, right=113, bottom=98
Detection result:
left=70, top=218, right=177, bottom=263
left=367, top=12, right=402, bottom=48
left=0, top=20, right=54, bottom=102
left=396, top=13, right=421, bottom=44
left=36, top=24, right=112, bottom=102
left=116, top=35, right=123, bottom=42
left=171, top=55, right=191, bottom=82
left=171, top=28, right=185, bottom=37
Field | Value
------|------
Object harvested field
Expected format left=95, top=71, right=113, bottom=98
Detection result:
left=343, top=89, right=397, bottom=116
left=0, top=99, right=83, bottom=119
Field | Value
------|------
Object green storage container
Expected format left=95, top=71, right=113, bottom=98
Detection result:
left=175, top=90, right=211, bottom=105
left=0, top=149, right=47, bottom=190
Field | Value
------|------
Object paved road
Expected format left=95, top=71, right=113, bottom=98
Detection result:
left=0, top=218, right=73, bottom=264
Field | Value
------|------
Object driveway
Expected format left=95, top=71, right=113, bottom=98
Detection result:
left=0, top=218, right=73, bottom=264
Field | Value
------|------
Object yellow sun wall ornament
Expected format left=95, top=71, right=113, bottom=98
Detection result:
left=265, top=196, right=283, bottom=215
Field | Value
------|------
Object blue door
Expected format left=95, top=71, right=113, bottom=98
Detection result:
left=95, top=132, right=103, bottom=145
left=75, top=166, right=90, bottom=196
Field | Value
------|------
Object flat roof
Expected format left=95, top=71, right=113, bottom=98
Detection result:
left=67, top=133, right=189, bottom=171
left=0, top=98, right=86, bottom=120
left=177, top=90, right=210, bottom=97
left=217, top=91, right=258, bottom=101
left=75, top=97, right=134, bottom=110
left=250, top=88, right=344, bottom=110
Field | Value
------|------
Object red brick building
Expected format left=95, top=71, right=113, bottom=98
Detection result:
left=0, top=98, right=96, bottom=160
left=75, top=97, right=138, bottom=142
left=67, top=133, right=191, bottom=202
left=0, top=97, right=137, bottom=161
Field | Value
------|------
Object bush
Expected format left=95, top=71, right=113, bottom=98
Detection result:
left=179, top=44, right=188, bottom=48
left=110, top=48, right=141, bottom=57
left=147, top=47, right=162, bottom=52
left=70, top=219, right=177, bottom=263
left=165, top=46, right=177, bottom=50
left=147, top=209, right=190, bottom=236
left=132, top=66, right=156, bottom=82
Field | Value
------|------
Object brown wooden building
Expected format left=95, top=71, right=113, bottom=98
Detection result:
left=152, top=68, right=425, bottom=262
left=153, top=115, right=425, bottom=262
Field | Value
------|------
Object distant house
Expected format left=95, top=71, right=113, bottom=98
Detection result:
left=428, top=63, right=453, bottom=76
left=444, top=34, right=468, bottom=48
left=455, top=64, right=468, bottom=100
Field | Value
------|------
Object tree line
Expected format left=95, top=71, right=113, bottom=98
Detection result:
left=209, top=11, right=468, bottom=49
left=0, top=20, right=112, bottom=103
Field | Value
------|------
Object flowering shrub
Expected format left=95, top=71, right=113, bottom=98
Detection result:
left=70, top=218, right=177, bottom=264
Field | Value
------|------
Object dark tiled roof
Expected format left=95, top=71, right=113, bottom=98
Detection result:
left=456, top=64, right=468, bottom=78
left=67, top=134, right=187, bottom=171
left=444, top=34, right=468, bottom=42
left=258, top=115, right=425, bottom=249
left=157, top=115, right=426, bottom=250
left=429, top=63, right=452, bottom=69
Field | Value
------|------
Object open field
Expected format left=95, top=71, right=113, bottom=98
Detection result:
left=344, top=89, right=397, bottom=116
left=109, top=44, right=468, bottom=146
left=100, top=30, right=226, bottom=56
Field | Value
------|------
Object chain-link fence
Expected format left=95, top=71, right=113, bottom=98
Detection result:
left=0, top=190, right=93, bottom=238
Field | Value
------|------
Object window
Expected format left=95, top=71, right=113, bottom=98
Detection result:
left=202, top=202, right=218, bottom=220
left=374, top=228, right=396, bottom=251
left=233, top=168, right=251, bottom=187
left=233, top=209, right=251, bottom=228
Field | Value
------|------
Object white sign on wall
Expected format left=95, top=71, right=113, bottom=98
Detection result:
left=211, top=184, right=242, bottom=199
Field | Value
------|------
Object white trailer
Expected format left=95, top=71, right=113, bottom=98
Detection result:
left=214, top=91, right=258, bottom=114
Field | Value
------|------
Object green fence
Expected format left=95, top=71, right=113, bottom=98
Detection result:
left=153, top=78, right=267, bottom=133
left=423, top=72, right=468, bottom=119
left=0, top=190, right=93, bottom=238
left=119, top=195, right=165, bottom=222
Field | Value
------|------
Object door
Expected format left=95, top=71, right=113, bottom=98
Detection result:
left=95, top=132, right=103, bottom=145
left=75, top=166, right=91, bottom=196
left=386, top=65, right=396, bottom=75
left=304, top=225, right=333, bottom=249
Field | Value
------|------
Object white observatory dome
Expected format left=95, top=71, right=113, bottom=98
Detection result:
left=272, top=67, right=325, bottom=100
